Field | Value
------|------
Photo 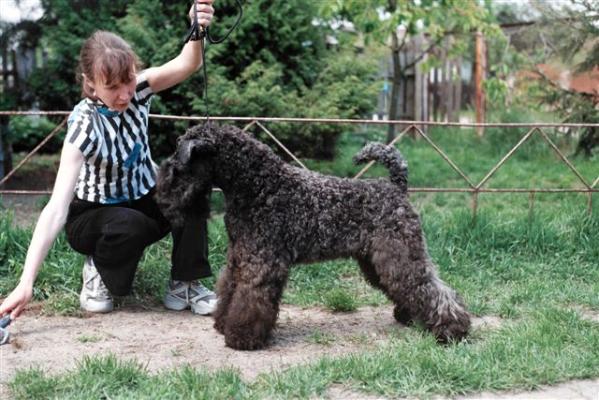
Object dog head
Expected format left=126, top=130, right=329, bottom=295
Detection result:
left=156, top=124, right=218, bottom=227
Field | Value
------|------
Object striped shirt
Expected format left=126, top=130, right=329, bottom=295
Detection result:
left=66, top=74, right=156, bottom=204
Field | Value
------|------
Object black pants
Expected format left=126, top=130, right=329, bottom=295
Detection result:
left=64, top=189, right=211, bottom=296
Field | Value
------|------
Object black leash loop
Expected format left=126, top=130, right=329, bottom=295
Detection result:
left=184, top=0, right=243, bottom=119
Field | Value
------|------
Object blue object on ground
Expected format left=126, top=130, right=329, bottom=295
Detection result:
left=0, top=315, right=11, bottom=345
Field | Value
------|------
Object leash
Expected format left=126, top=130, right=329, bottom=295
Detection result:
left=184, top=0, right=243, bottom=120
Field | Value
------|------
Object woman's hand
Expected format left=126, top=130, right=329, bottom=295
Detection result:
left=189, top=0, right=214, bottom=28
left=0, top=281, right=33, bottom=319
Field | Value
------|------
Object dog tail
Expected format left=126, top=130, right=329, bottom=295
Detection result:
left=353, top=142, right=408, bottom=192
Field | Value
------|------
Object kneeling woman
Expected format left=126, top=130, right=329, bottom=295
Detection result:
left=0, top=1, right=218, bottom=319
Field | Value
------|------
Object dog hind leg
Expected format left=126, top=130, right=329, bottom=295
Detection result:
left=369, top=237, right=470, bottom=342
left=356, top=255, right=414, bottom=326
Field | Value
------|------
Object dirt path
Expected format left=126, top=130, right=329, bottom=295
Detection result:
left=0, top=305, right=401, bottom=383
left=0, top=306, right=504, bottom=393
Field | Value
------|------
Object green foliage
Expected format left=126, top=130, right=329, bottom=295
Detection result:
left=22, top=0, right=379, bottom=158
left=7, top=116, right=62, bottom=153
left=320, top=0, right=500, bottom=139
left=522, top=0, right=599, bottom=156
left=213, top=53, right=379, bottom=158
left=321, top=0, right=497, bottom=42
left=27, top=0, right=131, bottom=110
left=483, top=76, right=509, bottom=109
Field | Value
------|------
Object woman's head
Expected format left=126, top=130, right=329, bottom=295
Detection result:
left=77, top=31, right=142, bottom=112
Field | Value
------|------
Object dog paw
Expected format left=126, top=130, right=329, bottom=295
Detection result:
left=224, top=333, right=268, bottom=350
left=393, top=305, right=414, bottom=326
left=431, top=313, right=471, bottom=344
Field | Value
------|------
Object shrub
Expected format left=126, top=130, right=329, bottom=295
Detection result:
left=7, top=116, right=63, bottom=153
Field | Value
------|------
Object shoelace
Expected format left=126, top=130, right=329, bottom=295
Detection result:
left=190, top=282, right=212, bottom=298
left=172, top=281, right=215, bottom=303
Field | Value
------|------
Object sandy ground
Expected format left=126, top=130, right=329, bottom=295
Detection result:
left=0, top=304, right=402, bottom=383
left=0, top=305, right=505, bottom=399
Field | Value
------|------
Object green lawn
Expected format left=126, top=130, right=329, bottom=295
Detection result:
left=1, top=124, right=598, bottom=399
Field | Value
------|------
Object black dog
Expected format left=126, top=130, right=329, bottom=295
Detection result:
left=156, top=124, right=470, bottom=350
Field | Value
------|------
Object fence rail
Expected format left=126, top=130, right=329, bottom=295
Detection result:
left=0, top=111, right=597, bottom=217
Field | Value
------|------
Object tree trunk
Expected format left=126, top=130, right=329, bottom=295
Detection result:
left=387, top=30, right=402, bottom=143
left=454, top=57, right=463, bottom=119
left=0, top=121, right=13, bottom=182
left=575, top=126, right=599, bottom=157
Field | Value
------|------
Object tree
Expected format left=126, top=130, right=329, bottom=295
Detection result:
left=321, top=0, right=499, bottom=141
left=0, top=15, right=44, bottom=176
left=531, top=0, right=599, bottom=157
left=21, top=0, right=379, bottom=159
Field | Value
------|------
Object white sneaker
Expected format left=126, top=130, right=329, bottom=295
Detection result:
left=164, top=280, right=218, bottom=315
left=80, top=257, right=113, bottom=313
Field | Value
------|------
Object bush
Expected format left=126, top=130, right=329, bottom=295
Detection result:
left=7, top=116, right=63, bottom=153
left=209, top=54, right=379, bottom=159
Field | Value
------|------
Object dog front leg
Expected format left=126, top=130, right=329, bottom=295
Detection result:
left=213, top=250, right=238, bottom=335
left=222, top=258, right=289, bottom=350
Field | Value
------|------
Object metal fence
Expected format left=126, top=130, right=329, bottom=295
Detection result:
left=0, top=111, right=597, bottom=218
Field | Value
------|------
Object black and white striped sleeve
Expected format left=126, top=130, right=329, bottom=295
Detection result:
left=136, top=72, right=154, bottom=105
left=65, top=108, right=97, bottom=159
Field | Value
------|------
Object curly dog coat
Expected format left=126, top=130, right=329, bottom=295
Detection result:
left=156, top=124, right=470, bottom=350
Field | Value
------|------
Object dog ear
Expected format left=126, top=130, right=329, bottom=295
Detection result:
left=177, top=137, right=216, bottom=164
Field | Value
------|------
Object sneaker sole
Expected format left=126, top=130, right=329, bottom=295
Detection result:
left=164, top=295, right=216, bottom=315
left=80, top=293, right=113, bottom=313
left=163, top=294, right=190, bottom=311
left=191, top=300, right=217, bottom=316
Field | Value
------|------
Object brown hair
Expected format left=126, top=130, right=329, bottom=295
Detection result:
left=77, top=31, right=142, bottom=99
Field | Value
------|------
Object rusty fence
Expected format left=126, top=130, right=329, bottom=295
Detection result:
left=0, top=111, right=598, bottom=218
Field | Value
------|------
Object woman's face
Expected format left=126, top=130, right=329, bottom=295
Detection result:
left=86, top=73, right=136, bottom=112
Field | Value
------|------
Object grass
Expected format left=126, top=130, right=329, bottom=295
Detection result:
left=323, top=287, right=358, bottom=312
left=1, top=120, right=598, bottom=398
left=305, top=331, right=337, bottom=346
